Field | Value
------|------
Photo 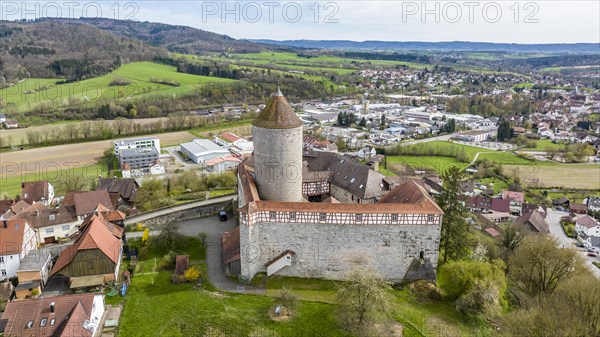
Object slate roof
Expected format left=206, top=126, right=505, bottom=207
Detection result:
left=97, top=178, right=138, bottom=203
left=252, top=89, right=303, bottom=129
left=303, top=151, right=387, bottom=200
left=0, top=293, right=98, bottom=337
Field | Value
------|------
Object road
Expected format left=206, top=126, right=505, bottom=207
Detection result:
left=127, top=210, right=264, bottom=294
left=124, top=195, right=237, bottom=225
left=546, top=209, right=600, bottom=279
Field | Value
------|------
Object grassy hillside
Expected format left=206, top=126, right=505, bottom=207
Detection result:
left=0, top=62, right=236, bottom=112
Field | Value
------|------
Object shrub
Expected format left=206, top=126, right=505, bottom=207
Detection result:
left=184, top=266, right=201, bottom=282
left=158, top=251, right=178, bottom=271
left=275, top=286, right=298, bottom=316
left=438, top=260, right=506, bottom=301
left=139, top=247, right=149, bottom=261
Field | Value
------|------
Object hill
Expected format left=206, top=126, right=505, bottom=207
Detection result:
left=251, top=39, right=600, bottom=53
left=0, top=20, right=165, bottom=82
left=41, top=17, right=273, bottom=54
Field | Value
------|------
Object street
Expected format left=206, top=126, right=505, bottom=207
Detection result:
left=546, top=209, right=600, bottom=279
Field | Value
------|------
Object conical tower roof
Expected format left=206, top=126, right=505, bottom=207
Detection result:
left=252, top=88, right=303, bottom=129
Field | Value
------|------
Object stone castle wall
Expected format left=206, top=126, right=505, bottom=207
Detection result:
left=239, top=219, right=441, bottom=281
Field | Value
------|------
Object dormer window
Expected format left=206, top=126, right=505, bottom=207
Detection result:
left=27, top=321, right=34, bottom=329
left=40, top=318, right=47, bottom=327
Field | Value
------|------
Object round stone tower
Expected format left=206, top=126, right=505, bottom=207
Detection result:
left=252, top=88, right=303, bottom=202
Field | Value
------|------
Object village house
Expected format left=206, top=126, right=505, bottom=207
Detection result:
left=0, top=293, right=105, bottom=337
left=502, top=191, right=525, bottom=215
left=64, top=190, right=114, bottom=220
left=0, top=219, right=37, bottom=281
left=21, top=181, right=55, bottom=206
left=514, top=210, right=550, bottom=234
left=575, top=215, right=600, bottom=238
left=13, top=204, right=81, bottom=245
left=96, top=178, right=139, bottom=208
left=205, top=156, right=242, bottom=173
left=15, top=245, right=68, bottom=299
left=584, top=196, right=600, bottom=212
left=570, top=203, right=588, bottom=214
left=50, top=215, right=123, bottom=289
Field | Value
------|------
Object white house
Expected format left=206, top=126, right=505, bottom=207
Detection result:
left=575, top=215, right=600, bottom=237
left=585, top=196, right=600, bottom=212
left=15, top=206, right=81, bottom=245
left=0, top=219, right=37, bottom=281
left=180, top=139, right=230, bottom=164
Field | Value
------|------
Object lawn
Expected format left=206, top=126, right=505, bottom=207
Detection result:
left=252, top=274, right=492, bottom=337
left=387, top=155, right=469, bottom=174
left=119, top=238, right=346, bottom=337
left=0, top=62, right=237, bottom=112
left=521, top=139, right=566, bottom=150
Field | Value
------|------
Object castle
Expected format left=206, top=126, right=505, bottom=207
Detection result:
left=223, top=89, right=444, bottom=282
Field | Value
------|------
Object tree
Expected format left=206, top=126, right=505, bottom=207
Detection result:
left=359, top=117, right=367, bottom=128
left=497, top=119, right=512, bottom=141
left=438, top=260, right=506, bottom=316
left=55, top=171, right=92, bottom=194
left=336, top=268, right=393, bottom=333
left=154, top=221, right=183, bottom=251
left=275, top=286, right=298, bottom=316
left=136, top=178, right=169, bottom=211
left=500, top=223, right=524, bottom=251
left=435, top=166, right=470, bottom=263
left=509, top=236, right=578, bottom=297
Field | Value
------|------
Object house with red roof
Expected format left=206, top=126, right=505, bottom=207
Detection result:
left=0, top=219, right=37, bottom=281
left=50, top=215, right=123, bottom=289
left=0, top=293, right=105, bottom=337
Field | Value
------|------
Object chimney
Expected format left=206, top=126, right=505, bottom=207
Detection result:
left=50, top=302, right=55, bottom=313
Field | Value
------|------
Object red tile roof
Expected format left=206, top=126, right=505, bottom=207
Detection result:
left=219, top=132, right=242, bottom=143
left=0, top=219, right=28, bottom=255
left=502, top=191, right=524, bottom=203
left=0, top=293, right=100, bottom=337
left=51, top=215, right=122, bottom=276
left=576, top=215, right=599, bottom=229
left=222, top=227, right=240, bottom=264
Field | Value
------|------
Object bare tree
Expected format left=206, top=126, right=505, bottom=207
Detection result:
left=509, top=236, right=578, bottom=297
left=336, top=268, right=393, bottom=334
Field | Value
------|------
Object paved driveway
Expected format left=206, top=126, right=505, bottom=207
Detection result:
left=129, top=212, right=264, bottom=293
left=546, top=209, right=600, bottom=279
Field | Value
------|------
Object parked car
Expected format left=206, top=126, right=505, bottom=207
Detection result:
left=587, top=252, right=597, bottom=257
left=574, top=242, right=585, bottom=248
left=218, top=210, right=228, bottom=221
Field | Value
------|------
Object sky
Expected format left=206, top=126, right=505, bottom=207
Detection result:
left=3, top=1, right=600, bottom=43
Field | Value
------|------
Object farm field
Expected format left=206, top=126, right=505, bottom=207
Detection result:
left=387, top=155, right=469, bottom=174
left=0, top=62, right=237, bottom=112
left=505, top=164, right=600, bottom=189
left=0, top=131, right=194, bottom=196
left=0, top=117, right=168, bottom=146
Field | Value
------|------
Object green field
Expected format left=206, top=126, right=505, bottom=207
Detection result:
left=0, top=163, right=108, bottom=198
left=387, top=155, right=469, bottom=173
left=0, top=62, right=237, bottom=112
left=521, top=139, right=566, bottom=150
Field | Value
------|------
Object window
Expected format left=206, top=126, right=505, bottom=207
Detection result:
left=0, top=256, right=3, bottom=263
left=319, top=213, right=327, bottom=221
left=50, top=319, right=55, bottom=326
left=1, top=269, right=6, bottom=276
left=355, top=214, right=363, bottom=222
left=26, top=321, right=34, bottom=329
left=49, top=214, right=56, bottom=221
left=269, top=212, right=276, bottom=220
left=391, top=214, right=398, bottom=222
left=427, top=215, right=435, bottom=222
left=40, top=318, right=47, bottom=327
left=289, top=212, right=296, bottom=220
left=62, top=225, right=70, bottom=231
left=45, top=228, right=54, bottom=234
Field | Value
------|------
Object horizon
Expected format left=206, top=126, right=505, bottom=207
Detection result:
left=1, top=1, right=598, bottom=44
